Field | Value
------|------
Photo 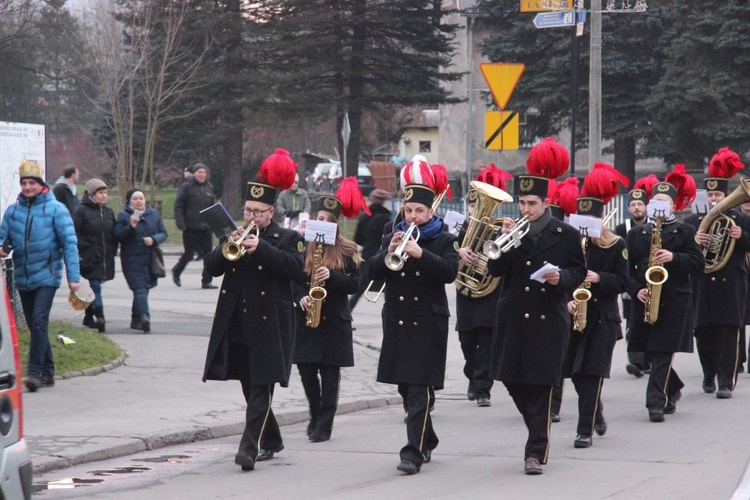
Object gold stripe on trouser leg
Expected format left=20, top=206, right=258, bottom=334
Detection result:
left=662, top=354, right=676, bottom=410
left=589, top=377, right=604, bottom=436
left=255, top=384, right=274, bottom=461
left=543, top=386, right=552, bottom=463
left=731, top=328, right=740, bottom=390
left=418, top=386, right=431, bottom=453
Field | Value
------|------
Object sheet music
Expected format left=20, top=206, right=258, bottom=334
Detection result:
left=691, top=190, right=709, bottom=215
left=568, top=213, right=602, bottom=238
left=443, top=210, right=466, bottom=236
left=647, top=200, right=671, bottom=219
left=304, top=219, right=337, bottom=245
left=530, top=263, right=560, bottom=283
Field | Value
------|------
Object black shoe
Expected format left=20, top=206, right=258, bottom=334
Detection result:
left=257, top=445, right=284, bottom=461
left=716, top=388, right=732, bottom=399
left=396, top=460, right=420, bottom=475
left=309, top=430, right=330, bottom=442
left=25, top=375, right=43, bottom=392
left=202, top=283, right=218, bottom=289
left=234, top=452, right=255, bottom=471
left=477, top=397, right=491, bottom=407
left=524, top=457, right=543, bottom=475
left=703, top=378, right=716, bottom=394
left=626, top=364, right=644, bottom=378
left=141, top=316, right=151, bottom=334
left=95, top=317, right=106, bottom=333
left=594, top=418, right=607, bottom=436
left=422, top=449, right=431, bottom=464
left=41, top=374, right=56, bottom=388
left=664, top=390, right=681, bottom=414
left=130, top=319, right=142, bottom=330
left=82, top=315, right=97, bottom=329
left=306, top=419, right=317, bottom=438
left=574, top=434, right=592, bottom=448
left=467, top=383, right=477, bottom=401
left=172, top=270, right=181, bottom=287
left=550, top=412, right=560, bottom=423
left=649, top=410, right=665, bottom=422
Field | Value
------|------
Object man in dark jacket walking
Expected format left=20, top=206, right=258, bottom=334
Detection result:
left=52, top=165, right=79, bottom=215
left=173, top=163, right=216, bottom=289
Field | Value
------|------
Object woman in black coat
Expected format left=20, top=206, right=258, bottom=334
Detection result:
left=294, top=187, right=362, bottom=442
left=73, top=179, right=117, bottom=332
left=114, top=188, right=168, bottom=333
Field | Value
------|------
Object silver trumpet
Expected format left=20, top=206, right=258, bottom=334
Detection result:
left=385, top=224, right=421, bottom=271
left=483, top=216, right=530, bottom=260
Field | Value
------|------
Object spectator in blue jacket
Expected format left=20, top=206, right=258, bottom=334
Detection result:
left=0, top=160, right=80, bottom=392
left=114, top=188, right=167, bottom=333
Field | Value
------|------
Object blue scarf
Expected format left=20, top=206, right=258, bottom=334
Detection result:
left=395, top=215, right=444, bottom=240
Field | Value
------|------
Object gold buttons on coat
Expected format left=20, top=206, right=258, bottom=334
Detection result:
left=541, top=315, right=546, bottom=320
left=711, top=277, right=716, bottom=281
left=258, top=265, right=263, bottom=271
left=526, top=261, right=531, bottom=266
left=221, top=290, right=227, bottom=295
left=399, top=320, right=404, bottom=325
left=261, top=291, right=266, bottom=296
left=413, top=297, right=419, bottom=302
left=413, top=322, right=418, bottom=326
left=262, top=315, right=267, bottom=320
left=243, top=309, right=246, bottom=313
left=541, top=288, right=546, bottom=293
left=525, top=287, right=530, bottom=292
left=415, top=271, right=421, bottom=276
left=524, top=313, right=530, bottom=319
left=232, top=267, right=236, bottom=272
left=399, top=296, right=405, bottom=301
left=401, top=272, right=406, bottom=277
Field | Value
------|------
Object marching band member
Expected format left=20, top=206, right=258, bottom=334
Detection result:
left=616, top=175, right=658, bottom=378
left=455, top=164, right=511, bottom=407
left=684, top=148, right=749, bottom=399
left=369, top=156, right=458, bottom=475
left=202, top=149, right=305, bottom=471
left=626, top=165, right=704, bottom=423
left=487, top=138, right=586, bottom=475
left=562, top=163, right=629, bottom=449
left=294, top=178, right=367, bottom=442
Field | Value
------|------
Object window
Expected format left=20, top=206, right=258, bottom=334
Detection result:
left=419, top=141, right=431, bottom=153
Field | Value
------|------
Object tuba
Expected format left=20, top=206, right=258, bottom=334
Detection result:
left=222, top=222, right=259, bottom=261
left=698, top=177, right=750, bottom=273
left=455, top=181, right=513, bottom=298
left=305, top=237, right=327, bottom=328
left=644, top=214, right=668, bottom=324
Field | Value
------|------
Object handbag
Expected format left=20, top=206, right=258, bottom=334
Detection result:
left=150, top=246, right=166, bottom=278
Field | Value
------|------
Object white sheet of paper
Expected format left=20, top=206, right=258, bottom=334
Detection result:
left=568, top=213, right=602, bottom=238
left=691, top=190, right=709, bottom=215
left=304, top=220, right=337, bottom=245
left=443, top=210, right=466, bottom=236
left=647, top=200, right=671, bottom=219
left=530, top=263, right=560, bottom=283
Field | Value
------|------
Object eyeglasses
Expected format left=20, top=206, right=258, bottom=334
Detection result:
left=242, top=207, right=271, bottom=216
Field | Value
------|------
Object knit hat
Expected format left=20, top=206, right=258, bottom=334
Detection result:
left=246, top=148, right=298, bottom=206
left=85, top=178, right=108, bottom=195
left=192, top=162, right=208, bottom=174
left=705, top=147, right=744, bottom=194
left=316, top=177, right=371, bottom=219
left=518, top=137, right=569, bottom=198
left=369, top=188, right=392, bottom=203
left=18, top=160, right=45, bottom=184
left=125, top=188, right=145, bottom=204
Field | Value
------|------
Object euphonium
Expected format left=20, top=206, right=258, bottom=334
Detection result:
left=221, top=222, right=259, bottom=261
left=644, top=215, right=668, bottom=324
left=573, top=237, right=592, bottom=332
left=698, top=177, right=750, bottom=273
left=305, top=239, right=327, bottom=328
left=455, top=181, right=513, bottom=298
left=483, top=216, right=530, bottom=259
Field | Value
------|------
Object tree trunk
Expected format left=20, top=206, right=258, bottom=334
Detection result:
left=613, top=136, right=636, bottom=187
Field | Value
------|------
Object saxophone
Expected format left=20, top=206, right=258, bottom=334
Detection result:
left=643, top=214, right=669, bottom=324
left=572, top=237, right=592, bottom=332
left=305, top=239, right=327, bottom=328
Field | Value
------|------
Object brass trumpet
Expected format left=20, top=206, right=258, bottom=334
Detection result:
left=221, top=222, right=259, bottom=261
left=484, top=216, right=530, bottom=259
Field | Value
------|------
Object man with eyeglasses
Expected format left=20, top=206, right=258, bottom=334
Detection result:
left=202, top=149, right=305, bottom=472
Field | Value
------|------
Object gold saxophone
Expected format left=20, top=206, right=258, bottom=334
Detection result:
left=572, top=237, right=592, bottom=332
left=644, top=214, right=668, bottom=324
left=305, top=239, right=327, bottom=328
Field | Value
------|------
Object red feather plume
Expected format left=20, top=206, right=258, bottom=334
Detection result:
left=527, top=137, right=570, bottom=179
left=554, top=177, right=580, bottom=217
left=335, top=177, right=371, bottom=218
left=581, top=162, right=630, bottom=204
left=665, top=164, right=697, bottom=211
left=431, top=164, right=453, bottom=199
left=258, top=148, right=298, bottom=190
left=709, top=147, right=745, bottom=179
left=634, top=174, right=659, bottom=199
left=475, top=163, right=512, bottom=192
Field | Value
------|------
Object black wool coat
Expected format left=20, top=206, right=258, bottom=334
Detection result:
left=562, top=237, right=629, bottom=378
left=202, top=220, right=305, bottom=387
left=174, top=178, right=215, bottom=231
left=626, top=221, right=704, bottom=353
left=353, top=204, right=392, bottom=260
left=369, top=227, right=459, bottom=389
left=73, top=194, right=117, bottom=281
left=684, top=211, right=750, bottom=328
left=487, top=217, right=586, bottom=386
left=293, top=252, right=359, bottom=367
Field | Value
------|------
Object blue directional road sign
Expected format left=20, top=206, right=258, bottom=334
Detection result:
left=533, top=10, right=586, bottom=29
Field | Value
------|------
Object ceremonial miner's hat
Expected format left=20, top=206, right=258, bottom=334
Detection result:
left=246, top=148, right=297, bottom=206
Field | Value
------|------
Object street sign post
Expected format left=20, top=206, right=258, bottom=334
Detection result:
left=533, top=10, right=585, bottom=29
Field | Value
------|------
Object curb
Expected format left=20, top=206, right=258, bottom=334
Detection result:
left=33, top=395, right=403, bottom=474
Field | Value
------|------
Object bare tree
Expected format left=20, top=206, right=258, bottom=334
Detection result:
left=0, top=0, right=37, bottom=52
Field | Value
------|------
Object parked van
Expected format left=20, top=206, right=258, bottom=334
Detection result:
left=0, top=270, right=33, bottom=499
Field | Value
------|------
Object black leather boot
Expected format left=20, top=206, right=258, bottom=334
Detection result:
left=94, top=307, right=106, bottom=333
left=83, top=305, right=97, bottom=329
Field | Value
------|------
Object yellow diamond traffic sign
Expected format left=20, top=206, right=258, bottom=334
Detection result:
left=479, top=63, right=525, bottom=111
left=485, top=111, right=519, bottom=150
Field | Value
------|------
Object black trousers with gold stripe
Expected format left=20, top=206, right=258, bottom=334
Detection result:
left=298, top=363, right=341, bottom=438
left=645, top=352, right=684, bottom=411
left=571, top=374, right=604, bottom=436
left=239, top=381, right=283, bottom=460
left=458, top=326, right=494, bottom=399
left=695, top=325, right=741, bottom=391
left=504, top=383, right=552, bottom=464
left=398, top=384, right=438, bottom=464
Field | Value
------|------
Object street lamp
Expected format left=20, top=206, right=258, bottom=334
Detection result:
left=457, top=0, right=480, bottom=198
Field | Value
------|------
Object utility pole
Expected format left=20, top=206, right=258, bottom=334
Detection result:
left=589, top=0, right=602, bottom=166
